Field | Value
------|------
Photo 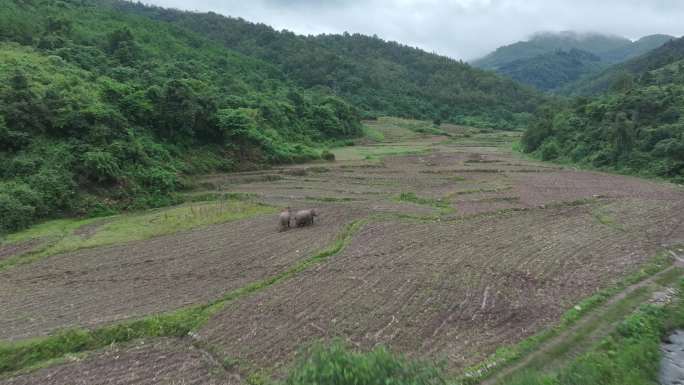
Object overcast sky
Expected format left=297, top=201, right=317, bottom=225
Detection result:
left=144, top=0, right=684, bottom=60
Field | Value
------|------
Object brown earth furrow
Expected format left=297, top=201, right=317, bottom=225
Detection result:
left=3, top=137, right=684, bottom=384
left=0, top=338, right=230, bottom=385
left=0, top=205, right=366, bottom=341
left=198, top=197, right=682, bottom=378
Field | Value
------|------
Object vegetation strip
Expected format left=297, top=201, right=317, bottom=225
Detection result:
left=459, top=250, right=677, bottom=384
left=503, top=276, right=684, bottom=385
left=0, top=218, right=368, bottom=375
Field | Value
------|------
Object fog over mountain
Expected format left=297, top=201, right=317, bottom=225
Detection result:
left=144, top=0, right=684, bottom=60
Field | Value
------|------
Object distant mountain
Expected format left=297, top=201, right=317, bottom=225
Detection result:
left=601, top=34, right=677, bottom=63
left=521, top=36, right=684, bottom=182
left=562, top=36, right=684, bottom=95
left=497, top=49, right=603, bottom=91
left=472, top=31, right=675, bottom=91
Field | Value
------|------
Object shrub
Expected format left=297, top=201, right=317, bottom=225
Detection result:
left=321, top=150, right=335, bottom=161
left=0, top=192, right=35, bottom=233
left=82, top=150, right=121, bottom=182
left=284, top=341, right=445, bottom=385
left=539, top=140, right=560, bottom=161
left=26, top=168, right=76, bottom=211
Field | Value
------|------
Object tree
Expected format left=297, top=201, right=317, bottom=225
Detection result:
left=106, top=27, right=139, bottom=66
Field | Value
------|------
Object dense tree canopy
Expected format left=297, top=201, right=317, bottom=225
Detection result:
left=111, top=0, right=542, bottom=129
left=0, top=0, right=363, bottom=232
left=522, top=37, right=684, bottom=182
left=473, top=32, right=674, bottom=92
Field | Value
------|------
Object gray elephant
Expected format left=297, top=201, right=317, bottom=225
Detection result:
left=294, top=208, right=318, bottom=227
left=279, top=207, right=293, bottom=231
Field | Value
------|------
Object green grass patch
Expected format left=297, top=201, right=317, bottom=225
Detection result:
left=304, top=196, right=359, bottom=203
left=591, top=208, right=626, bottom=232
left=0, top=219, right=368, bottom=376
left=397, top=192, right=451, bottom=210
left=0, top=199, right=276, bottom=271
left=361, top=124, right=386, bottom=142
left=332, top=143, right=432, bottom=161
left=282, top=340, right=447, bottom=385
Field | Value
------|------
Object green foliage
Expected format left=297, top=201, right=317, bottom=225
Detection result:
left=523, top=43, right=684, bottom=182
left=506, top=301, right=675, bottom=385
left=397, top=192, right=452, bottom=213
left=498, top=49, right=604, bottom=91
left=113, top=1, right=543, bottom=130
left=321, top=150, right=335, bottom=161
left=539, top=140, right=561, bottom=160
left=284, top=341, right=446, bottom=385
left=473, top=32, right=673, bottom=91
left=0, top=0, right=363, bottom=232
left=562, top=36, right=684, bottom=96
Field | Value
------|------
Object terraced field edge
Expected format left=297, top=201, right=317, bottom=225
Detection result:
left=0, top=219, right=368, bottom=376
left=458, top=249, right=676, bottom=384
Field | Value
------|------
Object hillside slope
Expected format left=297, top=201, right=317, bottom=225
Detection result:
left=563, top=37, right=684, bottom=95
left=110, top=0, right=543, bottom=129
left=0, top=0, right=362, bottom=232
left=497, top=49, right=603, bottom=91
left=473, top=31, right=674, bottom=91
left=522, top=37, right=684, bottom=182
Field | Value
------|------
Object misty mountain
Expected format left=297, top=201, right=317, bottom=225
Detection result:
left=497, top=48, right=603, bottom=91
left=473, top=31, right=673, bottom=70
left=472, top=31, right=674, bottom=91
left=562, top=36, right=684, bottom=95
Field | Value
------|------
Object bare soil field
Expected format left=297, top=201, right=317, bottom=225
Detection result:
left=1, top=123, right=683, bottom=384
left=0, top=205, right=366, bottom=341
left=0, top=239, right=42, bottom=262
left=199, top=200, right=681, bottom=376
left=0, top=338, right=231, bottom=385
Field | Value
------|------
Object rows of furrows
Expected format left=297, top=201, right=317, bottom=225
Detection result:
left=0, top=338, right=232, bottom=385
left=0, top=239, right=43, bottom=262
left=0, top=205, right=366, bottom=341
left=198, top=200, right=679, bottom=376
left=513, top=170, right=683, bottom=206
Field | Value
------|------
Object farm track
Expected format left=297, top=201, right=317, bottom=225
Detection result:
left=2, top=127, right=683, bottom=384
left=480, top=253, right=684, bottom=385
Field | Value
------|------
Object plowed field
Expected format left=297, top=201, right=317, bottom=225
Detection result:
left=2, top=123, right=683, bottom=384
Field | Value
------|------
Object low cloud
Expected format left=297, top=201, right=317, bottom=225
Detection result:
left=145, top=0, right=684, bottom=60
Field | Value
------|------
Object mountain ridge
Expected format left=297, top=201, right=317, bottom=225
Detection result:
left=472, top=31, right=675, bottom=91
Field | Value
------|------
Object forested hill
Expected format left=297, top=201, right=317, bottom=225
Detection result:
left=562, top=37, right=684, bottom=95
left=110, top=0, right=542, bottom=129
left=473, top=31, right=673, bottom=70
left=0, top=0, right=362, bottom=232
left=522, top=36, right=684, bottom=183
left=473, top=31, right=674, bottom=91
left=497, top=49, right=604, bottom=91
left=0, top=0, right=542, bottom=233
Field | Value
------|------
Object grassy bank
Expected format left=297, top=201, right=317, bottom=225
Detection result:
left=0, top=198, right=275, bottom=271
left=505, top=276, right=684, bottom=385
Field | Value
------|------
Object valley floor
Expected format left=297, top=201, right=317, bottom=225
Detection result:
left=1, top=118, right=683, bottom=384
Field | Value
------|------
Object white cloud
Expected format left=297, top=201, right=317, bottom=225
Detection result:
left=143, top=0, right=684, bottom=60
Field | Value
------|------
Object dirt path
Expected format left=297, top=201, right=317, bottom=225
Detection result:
left=479, top=252, right=684, bottom=385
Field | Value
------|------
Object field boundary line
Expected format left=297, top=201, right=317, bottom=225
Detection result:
left=459, top=247, right=680, bottom=384
left=0, top=218, right=370, bottom=376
